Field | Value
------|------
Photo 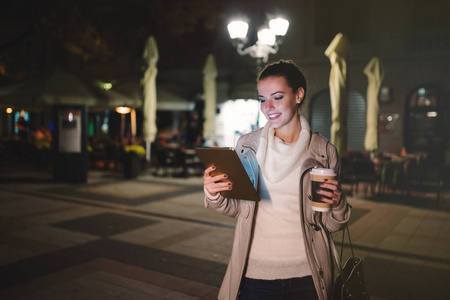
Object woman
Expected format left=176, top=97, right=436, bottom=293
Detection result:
left=203, top=60, right=351, bottom=300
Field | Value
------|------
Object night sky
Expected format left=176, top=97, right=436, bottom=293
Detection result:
left=0, top=0, right=295, bottom=80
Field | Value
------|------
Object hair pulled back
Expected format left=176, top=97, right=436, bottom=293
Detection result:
left=257, top=59, right=307, bottom=99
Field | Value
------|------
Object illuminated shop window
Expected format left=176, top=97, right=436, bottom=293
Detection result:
left=14, top=110, right=30, bottom=135
left=405, top=86, right=446, bottom=165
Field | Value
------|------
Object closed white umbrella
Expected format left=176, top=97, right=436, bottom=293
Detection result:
left=141, top=36, right=159, bottom=162
left=203, top=54, right=217, bottom=144
left=325, top=33, right=350, bottom=156
left=364, top=57, right=384, bottom=151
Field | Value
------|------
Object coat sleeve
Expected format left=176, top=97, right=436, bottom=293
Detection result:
left=321, top=142, right=351, bottom=232
left=204, top=190, right=241, bottom=218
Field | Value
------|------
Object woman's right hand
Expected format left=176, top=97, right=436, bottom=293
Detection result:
left=203, top=166, right=233, bottom=197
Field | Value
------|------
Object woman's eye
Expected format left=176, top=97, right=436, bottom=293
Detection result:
left=274, top=96, right=283, bottom=100
left=259, top=99, right=266, bottom=103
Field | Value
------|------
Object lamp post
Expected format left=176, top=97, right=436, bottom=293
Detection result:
left=6, top=107, right=13, bottom=135
left=115, top=106, right=131, bottom=144
left=227, top=15, right=289, bottom=70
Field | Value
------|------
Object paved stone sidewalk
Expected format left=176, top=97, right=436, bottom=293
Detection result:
left=0, top=170, right=449, bottom=299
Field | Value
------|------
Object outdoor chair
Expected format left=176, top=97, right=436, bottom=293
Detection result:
left=90, top=142, right=107, bottom=169
left=437, top=165, right=450, bottom=204
left=380, top=161, right=407, bottom=194
left=340, top=157, right=357, bottom=195
left=351, top=160, right=379, bottom=195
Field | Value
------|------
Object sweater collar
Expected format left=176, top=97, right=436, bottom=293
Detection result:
left=256, top=116, right=311, bottom=183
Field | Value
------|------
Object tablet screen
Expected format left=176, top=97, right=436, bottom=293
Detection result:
left=196, top=147, right=260, bottom=201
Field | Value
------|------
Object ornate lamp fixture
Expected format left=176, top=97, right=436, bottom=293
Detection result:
left=227, top=15, right=289, bottom=65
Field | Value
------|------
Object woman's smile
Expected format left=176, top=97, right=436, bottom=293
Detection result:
left=268, top=113, right=281, bottom=120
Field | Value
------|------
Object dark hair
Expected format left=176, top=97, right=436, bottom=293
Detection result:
left=257, top=59, right=307, bottom=99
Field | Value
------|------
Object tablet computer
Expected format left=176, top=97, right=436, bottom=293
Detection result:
left=196, top=147, right=260, bottom=201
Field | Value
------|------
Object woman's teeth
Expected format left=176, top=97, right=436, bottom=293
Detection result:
left=269, top=113, right=281, bottom=119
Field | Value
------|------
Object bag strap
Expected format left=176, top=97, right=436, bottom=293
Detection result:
left=328, top=229, right=344, bottom=277
left=339, top=225, right=355, bottom=261
left=328, top=224, right=355, bottom=280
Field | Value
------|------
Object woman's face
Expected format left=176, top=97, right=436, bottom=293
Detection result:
left=258, top=76, right=304, bottom=131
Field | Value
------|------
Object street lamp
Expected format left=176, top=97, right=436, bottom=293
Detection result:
left=115, top=106, right=131, bottom=114
left=115, top=106, right=131, bottom=144
left=227, top=15, right=289, bottom=68
left=6, top=107, right=13, bottom=135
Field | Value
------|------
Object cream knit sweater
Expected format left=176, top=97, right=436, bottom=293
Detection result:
left=245, top=116, right=312, bottom=280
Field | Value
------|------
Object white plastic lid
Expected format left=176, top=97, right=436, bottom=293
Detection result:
left=310, top=167, right=336, bottom=176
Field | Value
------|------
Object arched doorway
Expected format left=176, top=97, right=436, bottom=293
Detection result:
left=310, top=89, right=366, bottom=151
left=310, top=90, right=332, bottom=139
left=404, top=86, right=446, bottom=166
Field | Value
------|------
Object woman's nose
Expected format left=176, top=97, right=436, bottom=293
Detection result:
left=266, top=99, right=275, bottom=109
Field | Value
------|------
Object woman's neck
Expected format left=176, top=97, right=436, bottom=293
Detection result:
left=274, top=116, right=302, bottom=143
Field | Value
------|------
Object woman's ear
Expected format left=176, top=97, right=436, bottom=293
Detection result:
left=296, top=87, right=305, bottom=104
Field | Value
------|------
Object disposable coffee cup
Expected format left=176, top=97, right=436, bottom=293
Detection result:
left=310, top=168, right=336, bottom=212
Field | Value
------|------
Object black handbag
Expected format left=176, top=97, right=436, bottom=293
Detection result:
left=328, top=225, right=370, bottom=300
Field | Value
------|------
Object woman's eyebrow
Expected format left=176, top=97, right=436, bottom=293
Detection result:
left=258, top=91, right=284, bottom=98
left=265, top=91, right=284, bottom=97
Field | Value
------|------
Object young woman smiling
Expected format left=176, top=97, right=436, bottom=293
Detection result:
left=203, top=60, right=350, bottom=300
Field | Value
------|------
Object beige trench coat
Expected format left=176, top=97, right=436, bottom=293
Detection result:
left=204, top=128, right=351, bottom=300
